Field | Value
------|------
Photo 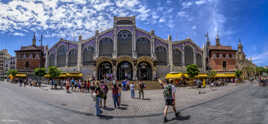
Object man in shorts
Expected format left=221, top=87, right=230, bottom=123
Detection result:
left=163, top=79, right=178, bottom=122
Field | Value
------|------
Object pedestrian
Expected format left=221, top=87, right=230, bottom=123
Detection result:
left=138, top=81, right=145, bottom=99
left=100, top=81, right=109, bottom=108
left=66, top=79, right=70, bottom=93
left=24, top=78, right=28, bottom=87
left=130, top=82, right=135, bottom=98
left=163, top=79, right=178, bottom=122
left=87, top=80, right=91, bottom=93
left=19, top=79, right=23, bottom=87
left=90, top=81, right=96, bottom=94
left=78, top=80, right=81, bottom=92
left=74, top=80, right=78, bottom=92
left=112, top=84, right=119, bottom=108
left=94, top=82, right=102, bottom=116
left=118, top=83, right=122, bottom=105
left=71, top=78, right=74, bottom=91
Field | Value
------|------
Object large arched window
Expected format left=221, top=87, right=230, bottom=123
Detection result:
left=196, top=53, right=202, bottom=67
left=99, top=38, right=113, bottom=57
left=68, top=49, right=78, bottom=66
left=117, top=30, right=132, bottom=56
left=83, top=46, right=95, bottom=65
left=155, top=46, right=167, bottom=65
left=173, top=49, right=182, bottom=66
left=136, top=37, right=151, bottom=57
left=184, top=45, right=194, bottom=66
left=57, top=45, right=66, bottom=67
left=48, top=54, right=55, bottom=66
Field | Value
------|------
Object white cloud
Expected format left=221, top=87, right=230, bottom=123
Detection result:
left=251, top=51, right=268, bottom=65
left=195, top=0, right=207, bottom=5
left=192, top=25, right=197, bottom=30
left=182, top=2, right=193, bottom=9
left=0, top=0, right=159, bottom=39
left=13, top=32, right=25, bottom=36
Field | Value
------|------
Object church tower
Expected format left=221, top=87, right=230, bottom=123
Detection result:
left=32, top=33, right=36, bottom=46
left=216, top=33, right=220, bottom=46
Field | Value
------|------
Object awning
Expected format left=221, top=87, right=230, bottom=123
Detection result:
left=165, top=73, right=183, bottom=79
left=16, top=73, right=27, bottom=78
left=44, top=73, right=67, bottom=78
left=196, top=73, right=208, bottom=78
left=66, top=73, right=83, bottom=78
left=215, top=73, right=235, bottom=78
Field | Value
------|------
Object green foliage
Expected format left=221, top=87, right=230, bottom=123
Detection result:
left=186, top=64, right=200, bottom=79
left=48, top=66, right=61, bottom=79
left=208, top=70, right=217, bottom=79
left=34, top=68, right=46, bottom=77
left=235, top=70, right=242, bottom=78
left=7, top=69, right=18, bottom=77
left=256, top=66, right=265, bottom=76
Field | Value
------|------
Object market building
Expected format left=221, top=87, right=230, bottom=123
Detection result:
left=46, top=17, right=204, bottom=80
left=46, top=16, right=252, bottom=80
left=0, top=49, right=11, bottom=79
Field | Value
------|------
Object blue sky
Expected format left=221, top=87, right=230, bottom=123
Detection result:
left=0, top=0, right=267, bottom=66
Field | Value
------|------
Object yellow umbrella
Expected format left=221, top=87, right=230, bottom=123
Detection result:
left=165, top=73, right=183, bottom=79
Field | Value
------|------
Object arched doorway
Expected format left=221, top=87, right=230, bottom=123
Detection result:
left=137, top=62, right=152, bottom=80
left=97, top=62, right=113, bottom=80
left=117, top=61, right=133, bottom=80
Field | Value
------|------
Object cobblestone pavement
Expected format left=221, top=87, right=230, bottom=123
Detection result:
left=1, top=80, right=267, bottom=124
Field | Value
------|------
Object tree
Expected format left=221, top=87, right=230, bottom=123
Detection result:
left=7, top=69, right=18, bottom=77
left=34, top=68, right=46, bottom=87
left=235, top=70, right=242, bottom=82
left=256, top=66, right=265, bottom=78
left=207, top=70, right=217, bottom=83
left=186, top=64, right=200, bottom=79
left=48, top=66, right=61, bottom=89
left=7, top=69, right=17, bottom=81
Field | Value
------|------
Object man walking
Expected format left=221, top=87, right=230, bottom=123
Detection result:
left=163, top=79, right=178, bottom=122
left=95, top=82, right=102, bottom=116
left=138, top=81, right=145, bottom=99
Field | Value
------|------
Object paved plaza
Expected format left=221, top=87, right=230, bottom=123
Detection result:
left=0, top=81, right=267, bottom=124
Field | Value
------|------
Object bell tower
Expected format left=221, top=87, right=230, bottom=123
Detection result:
left=32, top=33, right=36, bottom=46
left=216, top=33, right=220, bottom=46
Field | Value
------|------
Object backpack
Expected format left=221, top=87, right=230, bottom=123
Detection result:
left=163, top=84, right=173, bottom=100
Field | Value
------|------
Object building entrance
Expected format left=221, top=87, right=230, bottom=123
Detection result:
left=117, top=61, right=133, bottom=80
left=137, top=62, right=152, bottom=80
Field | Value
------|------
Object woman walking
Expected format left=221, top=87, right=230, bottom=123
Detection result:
left=130, top=82, right=135, bottom=98
left=118, top=84, right=122, bottom=105
left=112, top=84, right=120, bottom=109
left=94, top=82, right=102, bottom=116
left=66, top=79, right=70, bottom=93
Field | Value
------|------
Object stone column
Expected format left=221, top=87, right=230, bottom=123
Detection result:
left=153, top=70, right=156, bottom=80
left=133, top=26, right=137, bottom=58
left=193, top=49, right=196, bottom=65
left=202, top=44, right=207, bottom=72
left=77, top=42, right=82, bottom=72
left=95, top=30, right=99, bottom=58
left=150, top=30, right=155, bottom=58
left=45, top=46, right=49, bottom=69
left=113, top=27, right=117, bottom=59
left=168, top=35, right=173, bottom=72
left=113, top=65, right=117, bottom=80
left=133, top=66, right=137, bottom=80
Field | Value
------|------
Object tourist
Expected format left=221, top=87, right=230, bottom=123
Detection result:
left=138, top=81, right=145, bottom=99
left=19, top=79, right=23, bottom=87
left=163, top=79, right=178, bottom=122
left=87, top=80, right=91, bottom=93
left=94, top=82, right=102, bottom=116
left=74, top=80, right=78, bottom=92
left=100, top=81, right=109, bottom=108
left=66, top=79, right=70, bottom=93
left=71, top=78, right=74, bottom=91
left=90, top=81, right=96, bottom=94
left=130, top=82, right=135, bottom=98
left=118, top=83, right=122, bottom=105
left=78, top=80, right=81, bottom=92
left=112, top=84, right=119, bottom=108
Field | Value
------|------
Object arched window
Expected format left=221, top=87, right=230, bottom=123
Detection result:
left=48, top=54, right=55, bottom=66
left=155, top=46, right=167, bottom=65
left=117, top=30, right=132, bottom=56
left=99, top=38, right=113, bottom=57
left=25, top=61, right=29, bottom=68
left=173, top=49, right=182, bottom=66
left=196, top=53, right=202, bottom=67
left=57, top=45, right=66, bottom=67
left=223, top=61, right=227, bottom=69
left=136, top=37, right=151, bottom=57
left=68, top=49, right=77, bottom=66
left=83, top=46, right=95, bottom=65
left=184, top=45, right=194, bottom=65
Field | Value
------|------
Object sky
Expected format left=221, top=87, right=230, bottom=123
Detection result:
left=0, top=0, right=267, bottom=66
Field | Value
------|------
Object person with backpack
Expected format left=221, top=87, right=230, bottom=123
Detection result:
left=112, top=84, right=120, bottom=108
left=163, top=79, right=179, bottom=122
left=100, top=81, right=109, bottom=108
left=138, top=81, right=145, bottom=99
